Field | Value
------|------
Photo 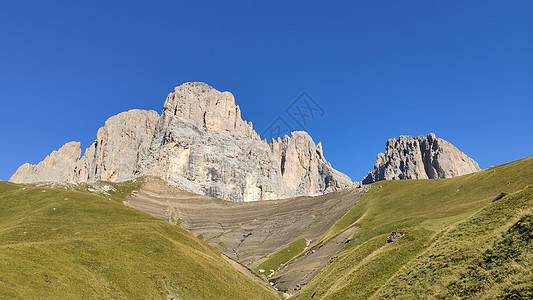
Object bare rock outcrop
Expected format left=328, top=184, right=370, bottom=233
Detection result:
left=387, top=232, right=404, bottom=243
left=270, top=132, right=352, bottom=196
left=10, top=141, right=81, bottom=183
left=138, top=82, right=353, bottom=201
left=363, top=133, right=481, bottom=184
left=71, top=109, right=160, bottom=183
left=11, top=109, right=159, bottom=184
left=10, top=82, right=354, bottom=202
left=157, top=82, right=259, bottom=140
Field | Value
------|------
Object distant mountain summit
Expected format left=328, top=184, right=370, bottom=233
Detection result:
left=11, top=82, right=354, bottom=202
left=363, top=133, right=481, bottom=184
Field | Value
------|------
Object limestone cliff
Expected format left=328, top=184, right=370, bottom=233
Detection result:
left=363, top=133, right=481, bottom=184
left=10, top=141, right=81, bottom=183
left=10, top=82, right=354, bottom=202
left=137, top=82, right=352, bottom=201
left=71, top=109, right=160, bottom=183
left=11, top=109, right=159, bottom=184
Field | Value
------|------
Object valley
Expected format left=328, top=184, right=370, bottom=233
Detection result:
left=1, top=156, right=532, bottom=299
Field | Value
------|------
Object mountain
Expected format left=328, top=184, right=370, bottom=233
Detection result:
left=3, top=148, right=532, bottom=298
left=11, top=156, right=525, bottom=299
left=363, top=133, right=481, bottom=184
left=10, top=110, right=160, bottom=184
left=10, top=82, right=353, bottom=202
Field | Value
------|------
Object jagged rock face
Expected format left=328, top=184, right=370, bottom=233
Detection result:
left=158, top=82, right=259, bottom=139
left=71, top=109, right=160, bottom=183
left=270, top=133, right=352, bottom=195
left=10, top=82, right=354, bottom=202
left=10, top=109, right=159, bottom=184
left=10, top=141, right=81, bottom=183
left=363, top=133, right=481, bottom=184
left=138, top=82, right=353, bottom=201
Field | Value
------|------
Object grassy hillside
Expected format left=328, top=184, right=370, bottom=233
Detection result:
left=294, top=156, right=533, bottom=299
left=254, top=238, right=307, bottom=275
left=0, top=181, right=278, bottom=299
left=374, top=187, right=533, bottom=299
left=2, top=156, right=531, bottom=299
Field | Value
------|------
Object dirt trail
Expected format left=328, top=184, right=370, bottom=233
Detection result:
left=269, top=226, right=359, bottom=295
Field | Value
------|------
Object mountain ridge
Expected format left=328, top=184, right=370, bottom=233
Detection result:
left=11, top=82, right=353, bottom=202
left=11, top=82, right=484, bottom=201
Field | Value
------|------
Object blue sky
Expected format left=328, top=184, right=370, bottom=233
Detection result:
left=1, top=0, right=532, bottom=182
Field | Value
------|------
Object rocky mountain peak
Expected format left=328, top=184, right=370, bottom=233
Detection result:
left=363, top=133, right=481, bottom=183
left=11, top=82, right=354, bottom=202
left=71, top=109, right=160, bottom=183
left=159, top=82, right=258, bottom=140
left=10, top=141, right=81, bottom=183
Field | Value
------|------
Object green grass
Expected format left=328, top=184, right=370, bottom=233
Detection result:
left=254, top=238, right=307, bottom=274
left=254, top=239, right=307, bottom=276
left=0, top=181, right=278, bottom=300
left=374, top=186, right=533, bottom=299
left=295, top=156, right=533, bottom=299
left=316, top=156, right=533, bottom=248
left=3, top=156, right=532, bottom=299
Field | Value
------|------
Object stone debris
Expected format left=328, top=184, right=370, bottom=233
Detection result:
left=387, top=232, right=404, bottom=243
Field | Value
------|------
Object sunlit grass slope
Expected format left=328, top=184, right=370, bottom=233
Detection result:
left=254, top=238, right=307, bottom=274
left=374, top=187, right=533, bottom=299
left=0, top=181, right=277, bottom=299
left=295, top=156, right=533, bottom=299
